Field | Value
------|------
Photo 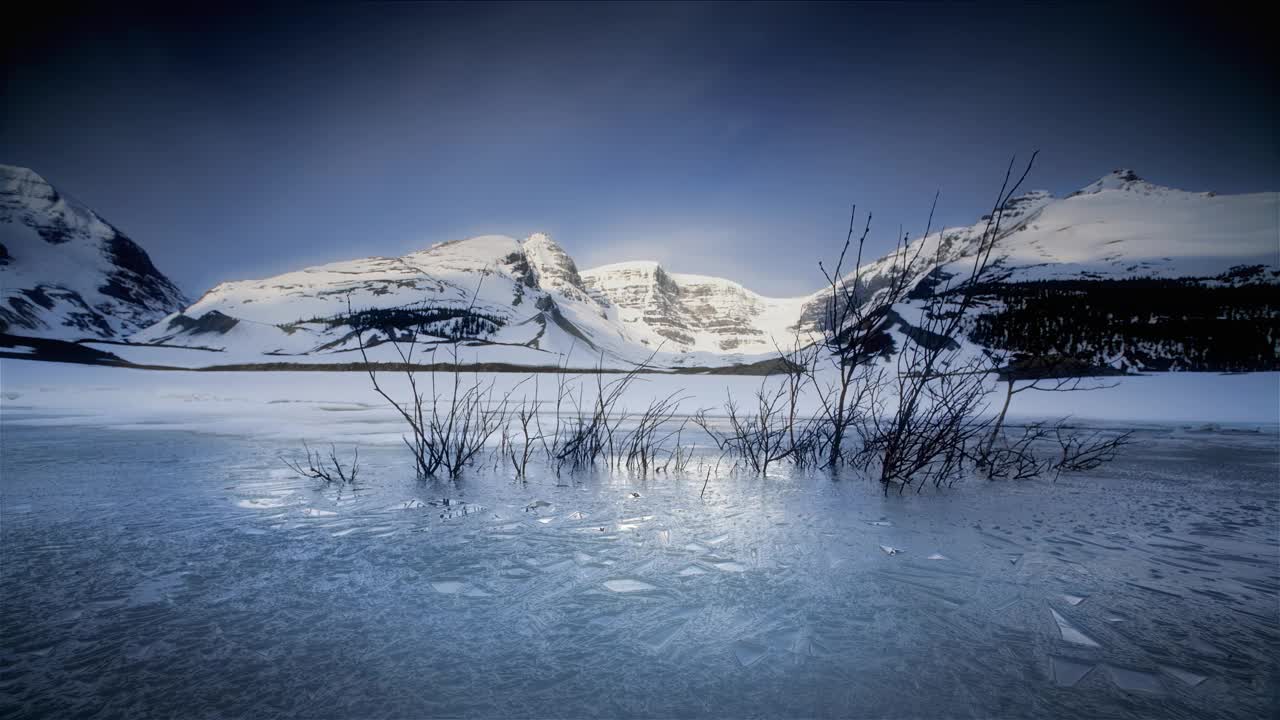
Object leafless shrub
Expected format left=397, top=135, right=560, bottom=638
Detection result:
left=350, top=280, right=513, bottom=480
left=553, top=350, right=659, bottom=472
left=980, top=421, right=1050, bottom=480
left=694, top=380, right=795, bottom=474
left=533, top=349, right=578, bottom=470
left=857, top=153, right=1039, bottom=492
left=660, top=423, right=695, bottom=474
left=502, top=389, right=541, bottom=480
left=860, top=355, right=996, bottom=490
left=416, top=357, right=513, bottom=479
left=620, top=390, right=690, bottom=473
left=772, top=336, right=832, bottom=468
left=1052, top=425, right=1134, bottom=478
left=980, top=356, right=1121, bottom=463
left=813, top=201, right=936, bottom=467
left=283, top=441, right=359, bottom=485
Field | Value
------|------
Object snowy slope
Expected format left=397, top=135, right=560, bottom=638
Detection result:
left=974, top=170, right=1277, bottom=281
left=0, top=165, right=187, bottom=339
left=857, top=170, right=1279, bottom=371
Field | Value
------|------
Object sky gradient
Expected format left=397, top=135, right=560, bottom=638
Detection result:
left=3, top=2, right=1275, bottom=298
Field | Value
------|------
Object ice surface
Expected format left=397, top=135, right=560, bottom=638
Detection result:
left=640, top=621, right=686, bottom=651
left=127, top=573, right=186, bottom=606
left=603, top=579, right=656, bottom=593
left=1104, top=665, right=1165, bottom=694
left=1, top=421, right=1275, bottom=719
left=236, top=497, right=293, bottom=509
left=430, top=581, right=468, bottom=595
left=732, top=640, right=768, bottom=667
left=440, top=503, right=485, bottom=520
left=1050, top=609, right=1100, bottom=648
left=1050, top=656, right=1096, bottom=687
left=1160, top=665, right=1208, bottom=687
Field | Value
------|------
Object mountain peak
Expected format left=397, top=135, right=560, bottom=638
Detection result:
left=522, top=232, right=587, bottom=297
left=1069, top=168, right=1166, bottom=198
left=1, top=164, right=59, bottom=207
left=1, top=165, right=187, bottom=340
left=1091, top=168, right=1146, bottom=189
left=1, top=164, right=44, bottom=181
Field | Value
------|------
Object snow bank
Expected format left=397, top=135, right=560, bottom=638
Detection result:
left=1, top=359, right=1276, bottom=445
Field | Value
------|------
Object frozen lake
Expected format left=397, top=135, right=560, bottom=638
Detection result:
left=1, top=418, right=1277, bottom=718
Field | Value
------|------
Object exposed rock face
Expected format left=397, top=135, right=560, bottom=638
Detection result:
left=579, top=262, right=804, bottom=352
left=0, top=164, right=187, bottom=339
left=581, top=262, right=691, bottom=344
left=522, top=233, right=591, bottom=303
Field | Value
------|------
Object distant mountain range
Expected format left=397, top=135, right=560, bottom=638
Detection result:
left=2, top=163, right=1275, bottom=371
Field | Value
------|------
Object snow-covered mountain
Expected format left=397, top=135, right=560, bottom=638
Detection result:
left=129, top=233, right=623, bottom=364
left=836, top=170, right=1279, bottom=371
left=0, top=165, right=187, bottom=340
left=4, top=167, right=1275, bottom=371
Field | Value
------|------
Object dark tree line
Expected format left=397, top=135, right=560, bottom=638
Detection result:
left=294, top=306, right=506, bottom=342
left=966, top=277, right=1278, bottom=371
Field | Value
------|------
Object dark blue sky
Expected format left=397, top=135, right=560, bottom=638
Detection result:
left=3, top=2, right=1274, bottom=297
